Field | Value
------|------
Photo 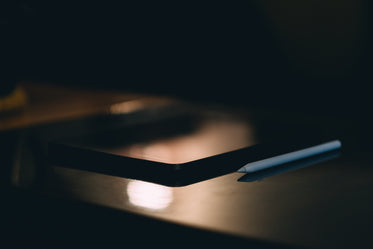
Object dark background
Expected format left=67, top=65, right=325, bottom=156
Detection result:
left=2, top=1, right=373, bottom=114
left=2, top=3, right=373, bottom=248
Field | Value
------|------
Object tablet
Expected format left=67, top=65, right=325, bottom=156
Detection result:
left=48, top=102, right=255, bottom=186
left=48, top=101, right=336, bottom=186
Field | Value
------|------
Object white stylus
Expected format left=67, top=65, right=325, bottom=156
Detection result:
left=237, top=140, right=341, bottom=173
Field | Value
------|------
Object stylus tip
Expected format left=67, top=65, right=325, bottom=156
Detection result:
left=237, top=168, right=246, bottom=173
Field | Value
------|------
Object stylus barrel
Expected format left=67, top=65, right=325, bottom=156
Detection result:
left=237, top=140, right=341, bottom=173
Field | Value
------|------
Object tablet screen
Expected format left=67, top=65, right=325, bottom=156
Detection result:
left=97, top=116, right=256, bottom=164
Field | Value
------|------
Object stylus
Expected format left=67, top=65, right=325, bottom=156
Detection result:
left=237, top=140, right=341, bottom=173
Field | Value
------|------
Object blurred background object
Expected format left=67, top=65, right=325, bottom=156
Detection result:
left=0, top=83, right=27, bottom=114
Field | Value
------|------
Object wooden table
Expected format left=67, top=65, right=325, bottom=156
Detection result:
left=1, top=82, right=372, bottom=249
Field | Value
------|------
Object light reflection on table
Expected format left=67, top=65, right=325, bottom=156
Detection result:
left=126, top=180, right=173, bottom=210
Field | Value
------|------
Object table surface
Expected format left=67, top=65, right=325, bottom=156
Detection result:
left=1, top=82, right=372, bottom=249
